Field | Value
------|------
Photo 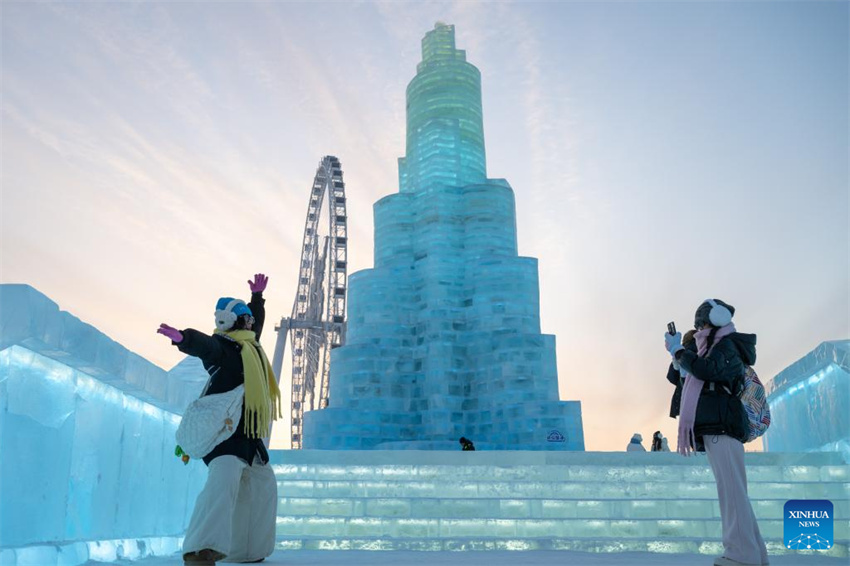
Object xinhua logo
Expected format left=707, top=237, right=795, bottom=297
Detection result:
left=784, top=500, right=833, bottom=550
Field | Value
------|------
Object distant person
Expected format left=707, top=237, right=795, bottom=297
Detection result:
left=158, top=274, right=281, bottom=566
left=459, top=437, right=475, bottom=451
left=626, top=433, right=646, bottom=452
left=665, top=298, right=768, bottom=566
left=650, top=431, right=671, bottom=452
left=651, top=431, right=663, bottom=452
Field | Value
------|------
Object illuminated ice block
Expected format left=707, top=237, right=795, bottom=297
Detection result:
left=763, top=340, right=850, bottom=461
left=271, top=450, right=850, bottom=554
left=303, top=24, right=584, bottom=450
left=0, top=284, right=207, bottom=562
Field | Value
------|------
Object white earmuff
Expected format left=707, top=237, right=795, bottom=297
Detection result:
left=214, top=299, right=242, bottom=331
left=706, top=298, right=732, bottom=327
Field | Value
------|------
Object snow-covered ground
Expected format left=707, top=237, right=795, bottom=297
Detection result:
left=88, top=549, right=846, bottom=566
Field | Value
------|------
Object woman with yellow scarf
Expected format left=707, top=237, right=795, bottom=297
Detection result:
left=158, top=273, right=281, bottom=566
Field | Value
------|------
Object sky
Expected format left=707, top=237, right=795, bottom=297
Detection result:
left=1, top=1, right=847, bottom=452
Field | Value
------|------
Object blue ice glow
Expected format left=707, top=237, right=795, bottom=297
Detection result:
left=764, top=340, right=850, bottom=459
left=774, top=365, right=834, bottom=402
left=3, top=536, right=184, bottom=566
left=0, top=346, right=205, bottom=548
left=302, top=24, right=584, bottom=450
left=269, top=450, right=850, bottom=554
left=0, top=284, right=207, bottom=565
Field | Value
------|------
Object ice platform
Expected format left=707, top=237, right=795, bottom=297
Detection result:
left=271, top=450, right=849, bottom=558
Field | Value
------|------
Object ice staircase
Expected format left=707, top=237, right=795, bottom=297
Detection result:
left=271, top=450, right=849, bottom=557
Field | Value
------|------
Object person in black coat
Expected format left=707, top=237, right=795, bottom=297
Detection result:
left=158, top=274, right=279, bottom=566
left=664, top=299, right=767, bottom=566
left=176, top=293, right=269, bottom=467
left=651, top=431, right=663, bottom=452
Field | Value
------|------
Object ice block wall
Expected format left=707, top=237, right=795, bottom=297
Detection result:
left=763, top=340, right=850, bottom=460
left=303, top=24, right=584, bottom=450
left=0, top=284, right=208, bottom=564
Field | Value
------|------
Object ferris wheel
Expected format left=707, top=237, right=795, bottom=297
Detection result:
left=271, top=156, right=347, bottom=450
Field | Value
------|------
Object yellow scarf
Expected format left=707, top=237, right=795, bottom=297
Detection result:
left=214, top=329, right=282, bottom=439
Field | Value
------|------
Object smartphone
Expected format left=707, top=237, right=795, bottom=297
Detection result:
left=667, top=321, right=677, bottom=335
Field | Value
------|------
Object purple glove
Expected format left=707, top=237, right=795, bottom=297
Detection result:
left=157, top=323, right=183, bottom=344
left=248, top=273, right=268, bottom=293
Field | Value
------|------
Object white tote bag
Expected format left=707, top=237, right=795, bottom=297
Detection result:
left=176, top=384, right=244, bottom=459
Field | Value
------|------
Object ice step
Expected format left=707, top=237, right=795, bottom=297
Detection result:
left=271, top=450, right=850, bottom=554
left=273, top=464, right=849, bottom=483
left=277, top=479, right=849, bottom=500
left=278, top=496, right=850, bottom=520
left=274, top=516, right=848, bottom=540
left=271, top=536, right=848, bottom=557
left=269, top=450, right=846, bottom=467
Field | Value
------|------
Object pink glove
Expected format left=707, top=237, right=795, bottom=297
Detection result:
left=248, top=273, right=268, bottom=293
left=157, top=323, right=183, bottom=344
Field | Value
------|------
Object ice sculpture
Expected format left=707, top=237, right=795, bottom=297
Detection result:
left=763, top=340, right=850, bottom=460
left=0, top=284, right=208, bottom=565
left=303, top=24, right=584, bottom=450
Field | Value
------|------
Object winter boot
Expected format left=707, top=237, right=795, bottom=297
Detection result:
left=184, top=549, right=226, bottom=566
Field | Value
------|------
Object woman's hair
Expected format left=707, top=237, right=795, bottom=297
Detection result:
left=232, top=314, right=254, bottom=330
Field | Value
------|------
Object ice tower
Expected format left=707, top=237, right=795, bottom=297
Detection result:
left=303, top=23, right=584, bottom=450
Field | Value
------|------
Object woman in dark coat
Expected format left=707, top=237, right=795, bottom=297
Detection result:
left=664, top=299, right=768, bottom=566
left=158, top=274, right=280, bottom=566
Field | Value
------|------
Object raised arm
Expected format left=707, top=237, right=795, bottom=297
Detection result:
left=248, top=273, right=268, bottom=339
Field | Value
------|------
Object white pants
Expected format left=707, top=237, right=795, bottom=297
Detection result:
left=704, top=435, right=768, bottom=565
left=183, top=455, right=277, bottom=563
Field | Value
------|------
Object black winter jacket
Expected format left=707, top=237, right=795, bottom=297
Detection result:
left=176, top=292, right=269, bottom=466
left=671, top=331, right=756, bottom=446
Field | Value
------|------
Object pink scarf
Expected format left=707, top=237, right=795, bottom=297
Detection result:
left=677, top=323, right=737, bottom=456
